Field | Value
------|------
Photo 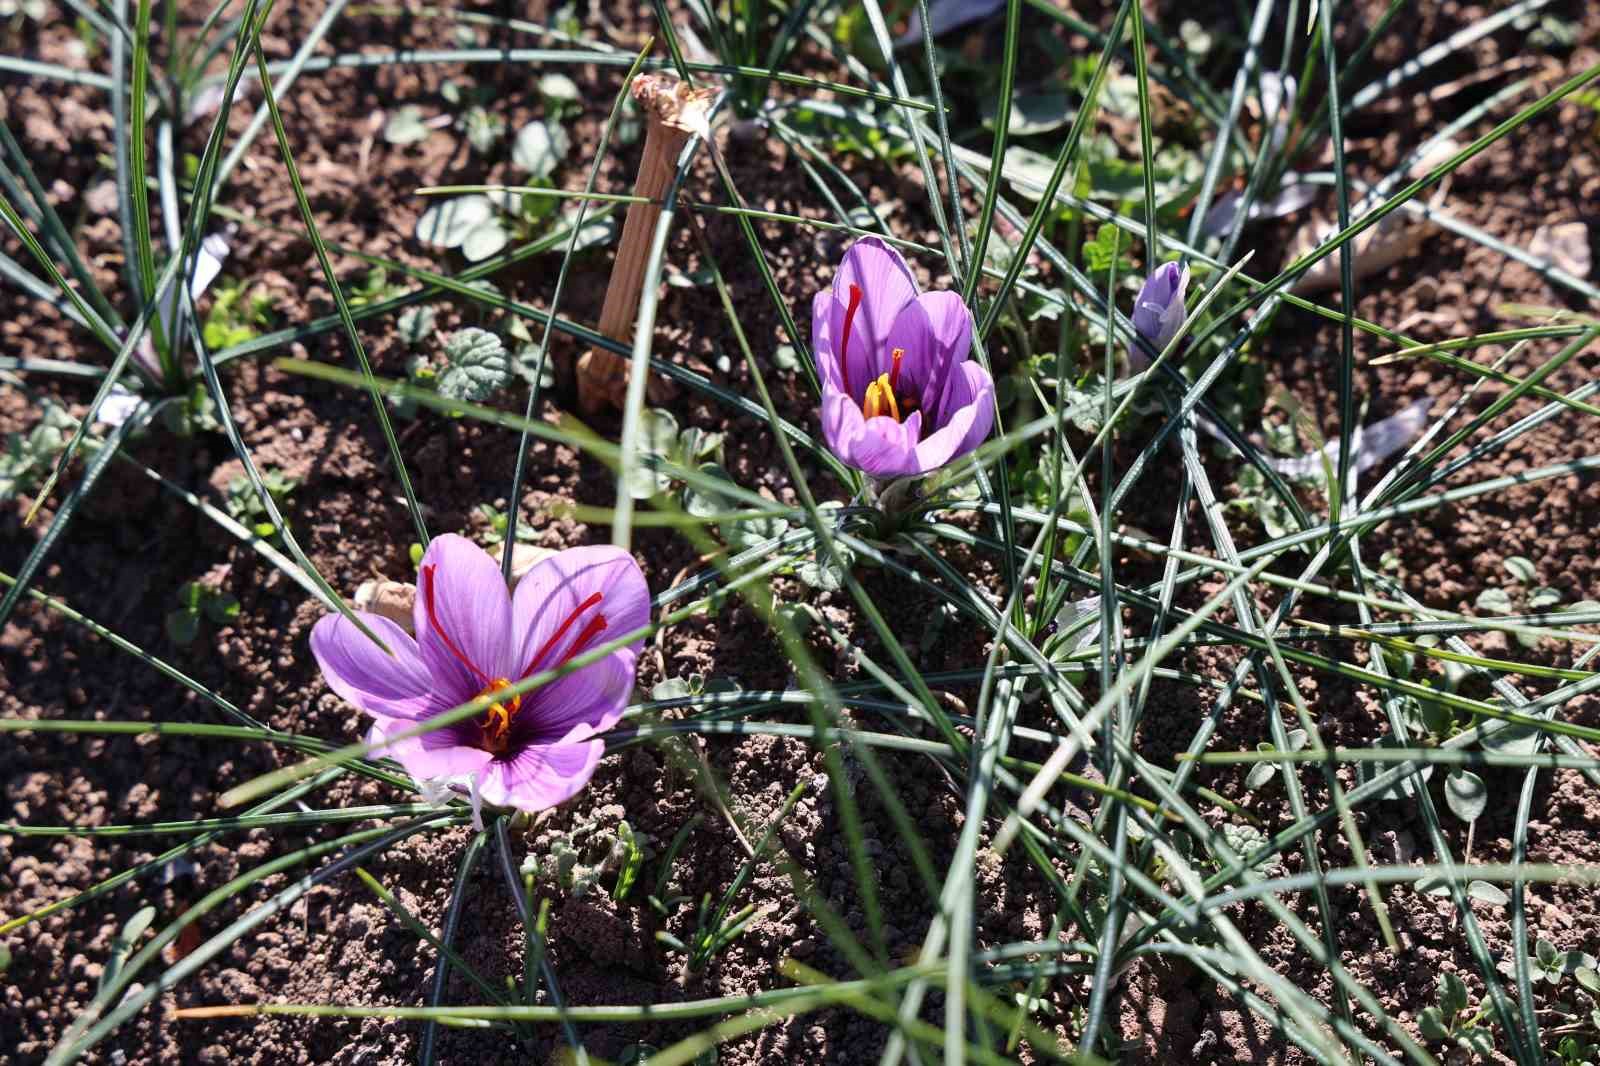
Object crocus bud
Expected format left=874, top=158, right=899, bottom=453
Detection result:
left=1129, top=262, right=1191, bottom=370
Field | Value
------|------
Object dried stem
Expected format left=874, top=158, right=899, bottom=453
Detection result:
left=576, top=74, right=716, bottom=415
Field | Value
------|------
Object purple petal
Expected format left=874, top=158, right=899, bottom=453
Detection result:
left=523, top=649, right=636, bottom=743
left=1132, top=262, right=1190, bottom=350
left=950, top=362, right=997, bottom=457
left=883, top=291, right=973, bottom=423
left=364, top=712, right=495, bottom=790
left=510, top=545, right=649, bottom=679
left=912, top=361, right=994, bottom=471
left=832, top=237, right=920, bottom=384
left=811, top=290, right=847, bottom=394
left=476, top=739, right=605, bottom=812
left=819, top=385, right=861, bottom=463
left=898, top=0, right=1006, bottom=45
left=847, top=411, right=925, bottom=478
left=413, top=534, right=514, bottom=693
left=411, top=723, right=499, bottom=776
left=311, top=611, right=451, bottom=720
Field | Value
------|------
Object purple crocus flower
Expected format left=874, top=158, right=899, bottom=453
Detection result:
left=1129, top=261, right=1191, bottom=370
left=811, top=237, right=995, bottom=479
left=311, top=534, right=646, bottom=822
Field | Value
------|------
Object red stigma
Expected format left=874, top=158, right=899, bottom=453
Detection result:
left=421, top=564, right=492, bottom=686
left=889, top=347, right=905, bottom=394
left=522, top=591, right=606, bottom=677
left=567, top=613, right=610, bottom=662
left=839, top=283, right=863, bottom=399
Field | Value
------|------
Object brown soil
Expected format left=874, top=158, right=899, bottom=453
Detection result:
left=3, top=0, right=1599, bottom=1064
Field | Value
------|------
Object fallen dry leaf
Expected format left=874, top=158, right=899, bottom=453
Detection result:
left=1529, top=221, right=1592, bottom=280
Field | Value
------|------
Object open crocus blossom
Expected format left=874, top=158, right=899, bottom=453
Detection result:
left=1128, top=261, right=1191, bottom=370
left=311, top=534, right=647, bottom=823
left=812, top=237, right=994, bottom=479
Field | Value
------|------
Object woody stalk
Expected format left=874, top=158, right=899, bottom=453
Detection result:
left=576, top=74, right=717, bottom=415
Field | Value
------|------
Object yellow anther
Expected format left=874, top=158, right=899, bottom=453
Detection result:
left=862, top=379, right=884, bottom=419
left=862, top=373, right=901, bottom=423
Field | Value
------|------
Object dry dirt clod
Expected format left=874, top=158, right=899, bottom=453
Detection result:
left=353, top=579, right=416, bottom=633
left=492, top=541, right=556, bottom=583
left=1290, top=139, right=1461, bottom=296
left=1528, top=221, right=1592, bottom=280
left=576, top=74, right=717, bottom=416
left=352, top=543, right=552, bottom=630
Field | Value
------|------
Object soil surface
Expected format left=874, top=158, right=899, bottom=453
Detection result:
left=3, top=0, right=1599, bottom=1064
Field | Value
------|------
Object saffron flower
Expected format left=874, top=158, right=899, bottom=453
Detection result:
left=1128, top=261, right=1191, bottom=370
left=811, top=237, right=994, bottom=479
left=311, top=534, right=647, bottom=822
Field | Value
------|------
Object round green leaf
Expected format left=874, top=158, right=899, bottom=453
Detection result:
left=1504, top=555, right=1537, bottom=584
left=540, top=73, right=581, bottom=106
left=1445, top=769, right=1488, bottom=823
left=624, top=411, right=681, bottom=500
left=1475, top=587, right=1515, bottom=615
left=638, top=408, right=681, bottom=457
left=397, top=305, right=437, bottom=348
left=651, top=678, right=695, bottom=702
left=1466, top=880, right=1508, bottom=907
left=552, top=207, right=617, bottom=253
left=980, top=91, right=1075, bottom=136
left=1418, top=1007, right=1449, bottom=1041
left=1529, top=586, right=1564, bottom=610
left=460, top=220, right=510, bottom=262
left=437, top=328, right=512, bottom=402
left=797, top=550, right=849, bottom=592
left=415, top=195, right=496, bottom=249
left=383, top=105, right=432, bottom=146
left=165, top=608, right=200, bottom=646
left=202, top=591, right=240, bottom=625
left=512, top=119, right=571, bottom=177
left=1481, top=720, right=1541, bottom=757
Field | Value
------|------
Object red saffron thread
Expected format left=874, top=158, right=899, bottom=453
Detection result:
left=839, top=283, right=863, bottom=399
left=421, top=564, right=492, bottom=686
left=522, top=591, right=606, bottom=677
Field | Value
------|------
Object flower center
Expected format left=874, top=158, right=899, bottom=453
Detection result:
left=860, top=348, right=918, bottom=424
left=421, top=565, right=609, bottom=756
left=478, top=677, right=520, bottom=753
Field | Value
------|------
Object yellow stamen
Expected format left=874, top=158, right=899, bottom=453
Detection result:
left=862, top=373, right=901, bottom=423
left=479, top=677, right=521, bottom=753
left=862, top=379, right=884, bottom=419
